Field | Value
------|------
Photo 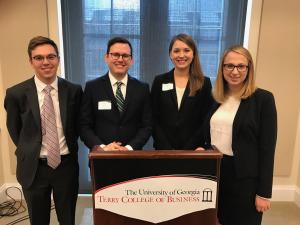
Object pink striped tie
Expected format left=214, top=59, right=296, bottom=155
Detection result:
left=41, top=85, right=61, bottom=169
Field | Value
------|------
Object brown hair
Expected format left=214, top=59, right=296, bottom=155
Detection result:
left=213, top=45, right=256, bottom=103
left=27, top=36, right=59, bottom=58
left=169, top=33, right=205, bottom=96
left=106, top=37, right=133, bottom=57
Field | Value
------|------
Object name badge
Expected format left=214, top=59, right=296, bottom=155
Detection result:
left=162, top=83, right=173, bottom=91
left=98, top=101, right=111, bottom=110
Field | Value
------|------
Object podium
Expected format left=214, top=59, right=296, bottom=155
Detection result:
left=89, top=150, right=222, bottom=225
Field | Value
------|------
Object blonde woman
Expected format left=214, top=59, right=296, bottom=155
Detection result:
left=199, top=45, right=277, bottom=225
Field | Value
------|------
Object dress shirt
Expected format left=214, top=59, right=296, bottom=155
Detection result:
left=108, top=71, right=128, bottom=99
left=34, top=75, right=69, bottom=157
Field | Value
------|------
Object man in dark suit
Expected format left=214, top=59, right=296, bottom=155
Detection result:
left=80, top=37, right=151, bottom=151
left=4, top=36, right=82, bottom=225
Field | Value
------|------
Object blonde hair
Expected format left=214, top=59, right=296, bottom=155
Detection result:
left=213, top=45, right=256, bottom=103
left=169, top=33, right=205, bottom=96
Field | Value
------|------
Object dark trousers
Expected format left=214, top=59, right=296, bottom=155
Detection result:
left=218, top=155, right=262, bottom=225
left=22, top=155, right=79, bottom=225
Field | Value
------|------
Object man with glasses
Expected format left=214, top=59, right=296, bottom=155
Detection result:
left=80, top=37, right=151, bottom=151
left=4, top=36, right=82, bottom=225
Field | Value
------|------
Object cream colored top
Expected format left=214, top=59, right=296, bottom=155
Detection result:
left=176, top=86, right=185, bottom=109
left=210, top=96, right=241, bottom=156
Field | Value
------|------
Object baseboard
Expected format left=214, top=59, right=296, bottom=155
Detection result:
left=1, top=183, right=299, bottom=203
left=271, top=185, right=298, bottom=201
left=0, top=184, right=6, bottom=203
left=0, top=183, right=92, bottom=202
left=295, top=188, right=300, bottom=207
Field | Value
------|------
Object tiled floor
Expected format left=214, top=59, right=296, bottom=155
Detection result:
left=1, top=197, right=300, bottom=225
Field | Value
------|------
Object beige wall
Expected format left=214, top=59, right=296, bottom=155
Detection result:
left=0, top=61, right=5, bottom=186
left=0, top=0, right=300, bottom=190
left=0, top=0, right=50, bottom=183
left=255, top=0, right=300, bottom=184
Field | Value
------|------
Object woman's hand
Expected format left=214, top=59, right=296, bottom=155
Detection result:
left=255, top=195, right=271, bottom=212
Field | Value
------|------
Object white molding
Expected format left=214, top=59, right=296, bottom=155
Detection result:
left=243, top=0, right=263, bottom=66
left=1, top=183, right=300, bottom=203
left=0, top=184, right=6, bottom=203
left=78, top=194, right=92, bottom=197
left=55, top=0, right=65, bottom=78
left=295, top=188, right=300, bottom=207
left=271, top=185, right=297, bottom=201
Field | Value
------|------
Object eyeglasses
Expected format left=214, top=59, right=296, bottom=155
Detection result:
left=223, top=64, right=248, bottom=72
left=32, top=54, right=58, bottom=62
left=109, top=52, right=132, bottom=61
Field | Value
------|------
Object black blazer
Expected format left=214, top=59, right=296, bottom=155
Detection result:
left=4, top=77, right=83, bottom=188
left=151, top=69, right=214, bottom=150
left=203, top=88, right=277, bottom=198
left=79, top=74, right=152, bottom=150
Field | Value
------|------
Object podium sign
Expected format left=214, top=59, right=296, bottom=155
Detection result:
left=89, top=150, right=222, bottom=225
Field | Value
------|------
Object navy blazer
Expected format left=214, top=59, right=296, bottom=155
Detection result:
left=151, top=69, right=214, bottom=150
left=4, top=77, right=82, bottom=188
left=79, top=74, right=152, bottom=150
left=203, top=88, right=277, bottom=198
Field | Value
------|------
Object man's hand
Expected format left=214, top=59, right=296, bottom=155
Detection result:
left=117, top=145, right=130, bottom=151
left=102, top=142, right=122, bottom=151
left=93, top=142, right=131, bottom=151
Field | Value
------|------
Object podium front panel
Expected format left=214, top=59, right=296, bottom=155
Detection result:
left=89, top=150, right=222, bottom=225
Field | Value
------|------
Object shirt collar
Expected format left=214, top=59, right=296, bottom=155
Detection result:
left=34, top=75, right=58, bottom=93
left=108, top=71, right=128, bottom=86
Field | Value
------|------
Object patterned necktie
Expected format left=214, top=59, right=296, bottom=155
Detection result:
left=41, top=85, right=61, bottom=169
left=116, top=81, right=125, bottom=113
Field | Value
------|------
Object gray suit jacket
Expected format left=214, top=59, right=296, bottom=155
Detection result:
left=4, top=77, right=82, bottom=188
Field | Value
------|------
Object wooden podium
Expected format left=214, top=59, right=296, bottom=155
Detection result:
left=89, top=150, right=222, bottom=225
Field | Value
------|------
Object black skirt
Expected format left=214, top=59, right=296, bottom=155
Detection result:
left=217, top=155, right=263, bottom=225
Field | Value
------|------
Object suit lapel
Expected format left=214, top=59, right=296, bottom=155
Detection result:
left=232, top=98, right=251, bottom=139
left=123, top=76, right=134, bottom=115
left=102, top=74, right=119, bottom=114
left=171, top=76, right=178, bottom=110
left=164, top=71, right=178, bottom=110
left=58, top=77, right=68, bottom=130
left=25, top=78, right=41, bottom=128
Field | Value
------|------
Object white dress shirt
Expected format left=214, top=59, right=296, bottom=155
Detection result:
left=34, top=76, right=69, bottom=157
left=108, top=72, right=128, bottom=99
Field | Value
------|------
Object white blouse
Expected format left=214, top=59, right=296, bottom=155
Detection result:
left=210, top=96, right=241, bottom=156
left=176, top=86, right=185, bottom=109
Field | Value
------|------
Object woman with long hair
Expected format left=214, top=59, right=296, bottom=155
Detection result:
left=151, top=33, right=214, bottom=150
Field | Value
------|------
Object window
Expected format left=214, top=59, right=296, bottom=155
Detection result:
left=61, top=0, right=248, bottom=193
